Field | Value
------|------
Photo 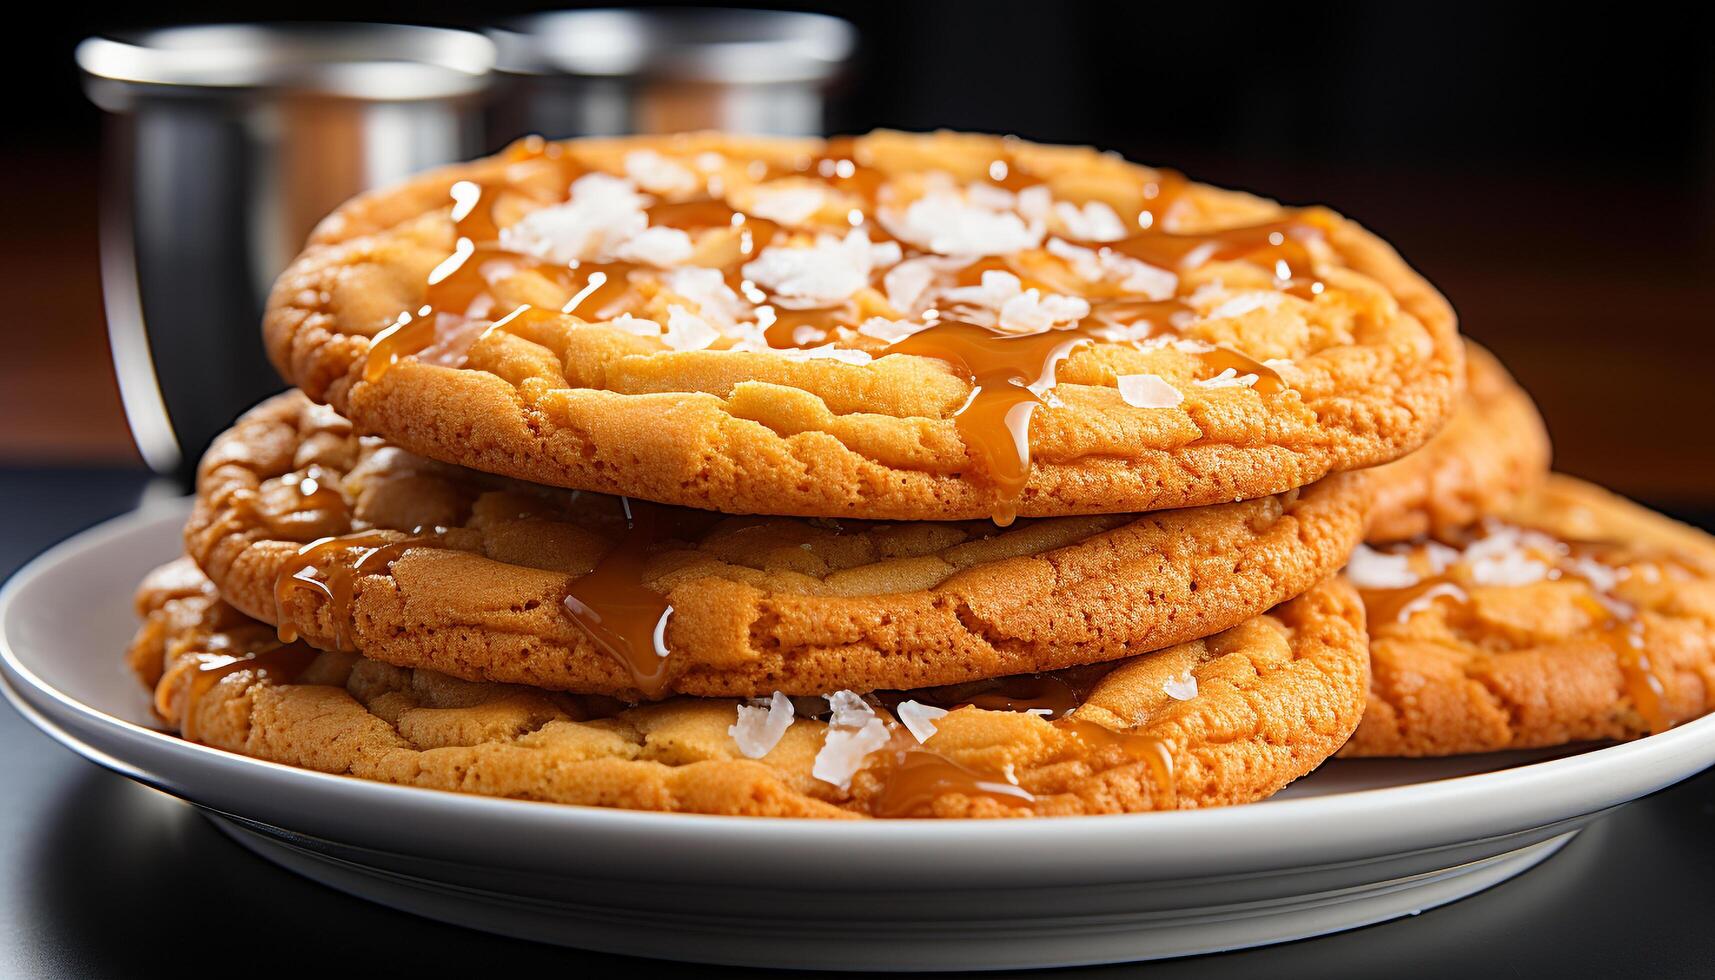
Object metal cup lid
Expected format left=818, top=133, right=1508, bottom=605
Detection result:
left=77, top=22, right=496, bottom=103
left=490, top=8, right=855, bottom=85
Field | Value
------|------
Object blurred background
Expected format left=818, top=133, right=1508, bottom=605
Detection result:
left=6, top=2, right=1714, bottom=513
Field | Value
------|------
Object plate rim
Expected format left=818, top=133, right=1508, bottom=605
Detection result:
left=4, top=500, right=1714, bottom=876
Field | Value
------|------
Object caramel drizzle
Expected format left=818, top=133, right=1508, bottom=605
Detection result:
left=870, top=750, right=1036, bottom=818
left=1358, top=528, right=1681, bottom=734
left=895, top=662, right=1120, bottom=720
left=887, top=320, right=1092, bottom=525
left=867, top=713, right=1175, bottom=817
left=561, top=499, right=725, bottom=699
left=364, top=138, right=1320, bottom=529
left=177, top=641, right=318, bottom=742
left=1055, top=717, right=1177, bottom=808
left=800, top=136, right=887, bottom=205
left=885, top=318, right=1283, bottom=523
left=273, top=530, right=446, bottom=650
left=762, top=307, right=844, bottom=349
left=1105, top=217, right=1326, bottom=282
left=273, top=467, right=349, bottom=525
left=1190, top=346, right=1287, bottom=395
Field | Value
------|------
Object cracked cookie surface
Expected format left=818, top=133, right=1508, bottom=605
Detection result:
left=1343, top=475, right=1715, bottom=757
left=185, top=392, right=1369, bottom=700
left=266, top=129, right=1460, bottom=522
left=1367, top=341, right=1550, bottom=543
left=132, top=560, right=1368, bottom=817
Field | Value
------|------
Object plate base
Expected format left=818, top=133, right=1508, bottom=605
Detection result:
left=209, top=814, right=1574, bottom=971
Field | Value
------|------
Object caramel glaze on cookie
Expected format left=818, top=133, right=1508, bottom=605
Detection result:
left=132, top=560, right=1369, bottom=818
left=265, top=129, right=1460, bottom=523
left=184, top=392, right=1370, bottom=701
left=1342, top=475, right=1715, bottom=757
left=1366, top=341, right=1551, bottom=543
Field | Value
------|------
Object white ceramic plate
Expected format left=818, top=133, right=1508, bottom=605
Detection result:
left=5, top=502, right=1715, bottom=971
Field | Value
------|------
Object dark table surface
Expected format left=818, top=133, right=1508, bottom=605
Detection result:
left=4, top=467, right=1715, bottom=979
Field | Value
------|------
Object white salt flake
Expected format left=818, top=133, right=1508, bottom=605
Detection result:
left=624, top=149, right=699, bottom=196
left=607, top=313, right=662, bottom=337
left=1462, top=528, right=1555, bottom=587
left=1195, top=368, right=1260, bottom=389
left=1345, top=543, right=1421, bottom=589
left=878, top=185, right=1045, bottom=256
left=858, top=317, right=927, bottom=343
left=747, top=185, right=828, bottom=225
left=500, top=172, right=649, bottom=265
left=1046, top=238, right=1177, bottom=300
left=1016, top=185, right=1054, bottom=225
left=895, top=700, right=949, bottom=743
left=664, top=267, right=753, bottom=329
left=1566, top=556, right=1621, bottom=594
left=825, top=690, right=872, bottom=726
left=1209, top=291, right=1285, bottom=320
left=1163, top=671, right=1198, bottom=701
left=776, top=344, right=873, bottom=365
left=1394, top=582, right=1469, bottom=623
left=742, top=230, right=902, bottom=308
left=943, top=270, right=1088, bottom=333
left=1117, top=373, right=1184, bottom=409
left=1000, top=289, right=1089, bottom=333
left=812, top=691, right=893, bottom=788
left=1054, top=200, right=1128, bottom=242
left=1422, top=540, right=1462, bottom=575
left=662, top=305, right=720, bottom=351
left=613, top=225, right=694, bottom=267
left=883, top=256, right=943, bottom=312
left=729, top=691, right=795, bottom=759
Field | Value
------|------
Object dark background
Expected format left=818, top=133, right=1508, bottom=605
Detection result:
left=4, top=5, right=1715, bottom=975
left=8, top=1, right=1715, bottom=505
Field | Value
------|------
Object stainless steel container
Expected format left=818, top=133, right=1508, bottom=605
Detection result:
left=78, top=24, right=496, bottom=478
left=488, top=9, right=855, bottom=140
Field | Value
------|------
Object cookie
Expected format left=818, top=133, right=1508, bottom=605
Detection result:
left=132, top=560, right=1370, bottom=818
left=1342, top=475, right=1715, bottom=757
left=1367, top=341, right=1550, bottom=542
left=265, top=129, right=1461, bottom=524
left=185, top=391, right=1370, bottom=700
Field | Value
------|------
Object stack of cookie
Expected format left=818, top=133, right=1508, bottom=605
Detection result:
left=128, top=130, right=1715, bottom=818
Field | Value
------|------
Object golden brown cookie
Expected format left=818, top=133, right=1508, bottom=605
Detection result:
left=185, top=391, right=1370, bottom=700
left=1366, top=341, right=1550, bottom=542
left=1342, top=475, right=1715, bottom=757
left=266, top=129, right=1461, bottom=523
left=132, top=560, right=1370, bottom=818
